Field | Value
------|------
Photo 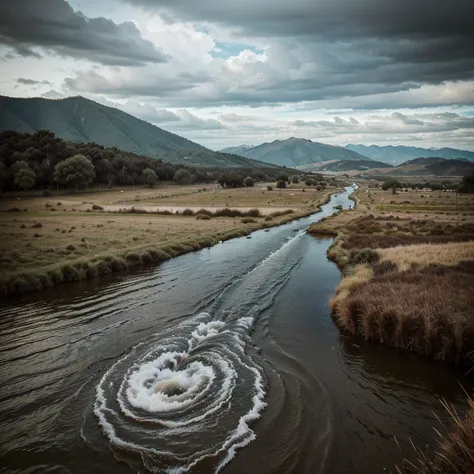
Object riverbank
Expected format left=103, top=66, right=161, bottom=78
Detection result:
left=309, top=185, right=474, bottom=363
left=309, top=183, right=474, bottom=473
left=0, top=185, right=339, bottom=298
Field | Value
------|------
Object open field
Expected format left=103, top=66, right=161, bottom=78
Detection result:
left=0, top=182, right=339, bottom=298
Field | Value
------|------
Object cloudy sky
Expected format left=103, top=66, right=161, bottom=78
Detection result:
left=1, top=0, right=473, bottom=150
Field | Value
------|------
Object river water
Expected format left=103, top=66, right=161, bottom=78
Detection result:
left=0, top=187, right=471, bottom=474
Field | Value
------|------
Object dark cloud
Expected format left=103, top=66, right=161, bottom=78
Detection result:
left=126, top=0, right=473, bottom=41
left=17, top=78, right=51, bottom=85
left=126, top=0, right=474, bottom=86
left=0, top=0, right=169, bottom=65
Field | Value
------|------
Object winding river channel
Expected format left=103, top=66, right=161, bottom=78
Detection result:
left=0, top=186, right=471, bottom=474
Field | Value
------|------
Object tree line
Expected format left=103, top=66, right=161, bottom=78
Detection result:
left=0, top=130, right=297, bottom=193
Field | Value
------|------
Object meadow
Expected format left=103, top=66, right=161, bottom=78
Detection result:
left=0, top=181, right=337, bottom=297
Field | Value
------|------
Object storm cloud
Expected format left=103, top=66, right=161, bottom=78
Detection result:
left=0, top=0, right=168, bottom=65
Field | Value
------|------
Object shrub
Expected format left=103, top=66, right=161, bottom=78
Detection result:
left=60, top=264, right=81, bottom=282
left=276, top=180, right=287, bottom=189
left=264, top=216, right=273, bottom=221
left=195, top=208, right=213, bottom=216
left=182, top=208, right=195, bottom=216
left=33, top=233, right=41, bottom=237
left=125, top=253, right=142, bottom=265
left=92, top=204, right=104, bottom=211
left=267, top=185, right=273, bottom=191
left=246, top=208, right=260, bottom=217
left=349, top=248, right=380, bottom=265
left=7, top=207, right=21, bottom=212
left=66, top=244, right=76, bottom=251
left=31, top=222, right=42, bottom=228
left=196, top=214, right=211, bottom=220
left=241, top=218, right=256, bottom=223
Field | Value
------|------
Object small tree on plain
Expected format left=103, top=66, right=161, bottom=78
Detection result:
left=54, top=154, right=95, bottom=190
left=276, top=180, right=287, bottom=189
left=305, top=179, right=314, bottom=186
left=291, top=176, right=299, bottom=184
left=15, top=167, right=36, bottom=191
left=244, top=176, right=254, bottom=187
left=143, top=168, right=158, bottom=188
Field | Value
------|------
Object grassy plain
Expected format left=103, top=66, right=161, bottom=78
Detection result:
left=0, top=181, right=337, bottom=297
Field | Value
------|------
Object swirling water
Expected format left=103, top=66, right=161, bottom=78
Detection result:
left=0, top=187, right=471, bottom=474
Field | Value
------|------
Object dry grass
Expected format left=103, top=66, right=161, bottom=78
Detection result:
left=331, top=265, right=474, bottom=363
left=400, top=395, right=474, bottom=474
left=378, top=242, right=474, bottom=271
left=0, top=185, right=337, bottom=297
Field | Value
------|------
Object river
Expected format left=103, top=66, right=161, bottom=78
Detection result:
left=0, top=186, right=470, bottom=474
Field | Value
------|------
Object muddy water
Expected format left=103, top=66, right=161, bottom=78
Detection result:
left=0, top=187, right=470, bottom=474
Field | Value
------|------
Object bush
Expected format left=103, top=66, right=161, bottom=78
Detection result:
left=182, top=208, right=195, bottom=216
left=267, top=185, right=273, bottom=191
left=92, top=204, right=104, bottom=211
left=7, top=207, right=21, bottom=212
left=195, top=208, right=213, bottom=216
left=196, top=214, right=211, bottom=220
left=264, top=216, right=273, bottom=221
left=31, top=222, right=42, bottom=228
left=241, top=218, right=256, bottom=223
left=276, top=180, right=287, bottom=189
left=349, top=248, right=380, bottom=265
left=246, top=208, right=260, bottom=217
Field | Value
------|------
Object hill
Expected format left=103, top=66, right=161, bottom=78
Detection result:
left=364, top=158, right=474, bottom=177
left=309, top=159, right=392, bottom=173
left=346, top=144, right=474, bottom=165
left=220, top=145, right=253, bottom=155
left=222, top=137, right=369, bottom=167
left=0, top=96, right=277, bottom=169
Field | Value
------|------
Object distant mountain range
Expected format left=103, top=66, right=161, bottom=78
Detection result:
left=346, top=144, right=474, bottom=165
left=313, top=156, right=474, bottom=177
left=0, top=96, right=278, bottom=169
left=221, top=138, right=368, bottom=167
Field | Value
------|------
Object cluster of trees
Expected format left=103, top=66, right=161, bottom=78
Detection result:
left=381, top=177, right=473, bottom=194
left=0, top=131, right=287, bottom=193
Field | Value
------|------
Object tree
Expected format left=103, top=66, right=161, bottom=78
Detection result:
left=276, top=180, right=287, bottom=189
left=54, top=154, right=95, bottom=190
left=276, top=173, right=289, bottom=182
left=174, top=169, right=192, bottom=184
left=143, top=168, right=158, bottom=188
left=428, top=181, right=443, bottom=191
left=382, top=179, right=402, bottom=191
left=458, top=173, right=474, bottom=193
left=244, top=176, right=254, bottom=187
left=14, top=167, right=36, bottom=191
left=305, top=179, right=314, bottom=186
left=291, top=176, right=299, bottom=184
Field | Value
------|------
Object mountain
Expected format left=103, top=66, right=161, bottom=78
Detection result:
left=346, top=144, right=474, bottom=165
left=220, top=145, right=252, bottom=155
left=222, top=137, right=369, bottom=167
left=0, top=95, right=205, bottom=155
left=361, top=157, right=474, bottom=177
left=0, top=95, right=280, bottom=169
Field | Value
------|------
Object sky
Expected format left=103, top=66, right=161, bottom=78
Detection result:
left=0, top=0, right=473, bottom=151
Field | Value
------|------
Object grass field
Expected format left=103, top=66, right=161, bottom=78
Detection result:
left=0, top=182, right=338, bottom=297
